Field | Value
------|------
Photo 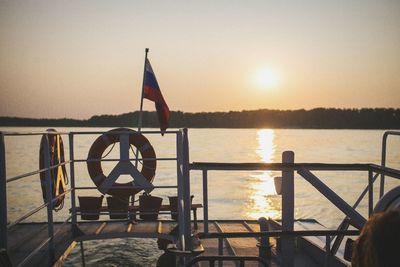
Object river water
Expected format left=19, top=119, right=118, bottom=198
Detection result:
left=2, top=127, right=400, bottom=266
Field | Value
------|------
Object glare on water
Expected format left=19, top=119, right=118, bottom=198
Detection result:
left=256, top=129, right=275, bottom=163
left=246, top=129, right=281, bottom=219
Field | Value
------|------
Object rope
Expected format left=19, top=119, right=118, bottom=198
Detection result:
left=102, top=142, right=116, bottom=159
left=130, top=145, right=156, bottom=171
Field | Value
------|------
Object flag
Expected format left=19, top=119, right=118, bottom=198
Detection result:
left=143, top=58, right=170, bottom=135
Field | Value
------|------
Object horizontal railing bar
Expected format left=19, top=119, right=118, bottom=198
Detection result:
left=1, top=131, right=71, bottom=136
left=8, top=204, right=49, bottom=229
left=368, top=164, right=400, bottom=179
left=59, top=215, right=72, bottom=226
left=7, top=169, right=45, bottom=183
left=7, top=189, right=73, bottom=229
left=7, top=163, right=398, bottom=185
left=198, top=230, right=360, bottom=239
left=76, top=211, right=179, bottom=215
left=17, top=236, right=53, bottom=267
left=75, top=185, right=177, bottom=190
left=190, top=162, right=370, bottom=171
left=69, top=130, right=180, bottom=135
left=191, top=162, right=400, bottom=179
left=383, top=131, right=400, bottom=137
left=76, top=157, right=177, bottom=163
left=7, top=160, right=72, bottom=183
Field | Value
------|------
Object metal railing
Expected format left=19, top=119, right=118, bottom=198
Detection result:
left=191, top=162, right=400, bottom=232
left=67, top=130, right=181, bottom=225
left=0, top=128, right=193, bottom=266
left=0, top=130, right=72, bottom=266
left=189, top=131, right=400, bottom=266
left=195, top=229, right=360, bottom=267
left=1, top=129, right=399, bottom=267
left=380, top=130, right=400, bottom=197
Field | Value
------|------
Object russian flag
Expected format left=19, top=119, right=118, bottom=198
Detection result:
left=143, top=58, right=170, bottom=135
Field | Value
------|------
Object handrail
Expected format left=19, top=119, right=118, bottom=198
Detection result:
left=6, top=160, right=72, bottom=183
left=7, top=189, right=73, bottom=229
left=0, top=129, right=181, bottom=136
left=380, top=130, right=400, bottom=197
left=191, top=162, right=370, bottom=171
left=75, top=185, right=177, bottom=190
left=4, top=155, right=197, bottom=185
left=369, top=164, right=400, bottom=179
left=190, top=162, right=400, bottom=178
left=69, top=130, right=181, bottom=135
left=0, top=132, right=7, bottom=250
left=198, top=229, right=360, bottom=239
left=1, top=131, right=71, bottom=136
left=78, top=157, right=176, bottom=163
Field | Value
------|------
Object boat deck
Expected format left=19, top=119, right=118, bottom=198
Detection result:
left=6, top=219, right=348, bottom=266
left=8, top=222, right=75, bottom=267
left=5, top=129, right=396, bottom=266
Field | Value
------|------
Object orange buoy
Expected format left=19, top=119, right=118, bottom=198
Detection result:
left=87, top=128, right=156, bottom=196
left=39, top=129, right=68, bottom=211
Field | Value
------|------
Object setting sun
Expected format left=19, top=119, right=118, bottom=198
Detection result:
left=255, top=68, right=280, bottom=89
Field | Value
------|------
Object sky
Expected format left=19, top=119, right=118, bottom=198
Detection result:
left=0, top=0, right=399, bottom=119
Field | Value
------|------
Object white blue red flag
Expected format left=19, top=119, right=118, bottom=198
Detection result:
left=143, top=58, right=170, bottom=135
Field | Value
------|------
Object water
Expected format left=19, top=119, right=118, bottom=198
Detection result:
left=2, top=127, right=400, bottom=266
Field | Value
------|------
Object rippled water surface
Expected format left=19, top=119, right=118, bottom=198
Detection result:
left=2, top=127, right=400, bottom=266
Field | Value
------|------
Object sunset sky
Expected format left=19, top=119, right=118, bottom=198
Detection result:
left=1, top=0, right=399, bottom=119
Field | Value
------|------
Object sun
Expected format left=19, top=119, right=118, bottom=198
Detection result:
left=255, top=68, right=280, bottom=89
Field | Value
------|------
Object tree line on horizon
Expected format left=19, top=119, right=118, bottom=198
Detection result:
left=0, top=108, right=399, bottom=129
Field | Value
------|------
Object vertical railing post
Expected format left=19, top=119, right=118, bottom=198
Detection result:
left=176, top=131, right=186, bottom=252
left=258, top=217, right=271, bottom=263
left=325, top=235, right=331, bottom=267
left=43, top=134, right=55, bottom=262
left=368, top=170, right=373, bottom=217
left=202, top=169, right=209, bottom=234
left=176, top=128, right=192, bottom=266
left=218, top=238, right=223, bottom=267
left=182, top=129, right=192, bottom=254
left=69, top=133, right=77, bottom=227
left=0, top=133, right=7, bottom=250
left=380, top=132, right=388, bottom=198
left=281, top=151, right=294, bottom=267
left=80, top=241, right=86, bottom=267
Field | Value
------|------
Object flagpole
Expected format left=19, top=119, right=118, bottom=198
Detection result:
left=137, top=48, right=149, bottom=132
left=134, top=48, right=149, bottom=171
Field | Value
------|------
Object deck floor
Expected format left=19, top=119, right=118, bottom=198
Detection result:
left=8, top=222, right=75, bottom=267
left=6, top=219, right=347, bottom=266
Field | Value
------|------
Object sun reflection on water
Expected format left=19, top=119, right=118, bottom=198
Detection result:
left=245, top=129, right=281, bottom=219
left=256, top=129, right=275, bottom=162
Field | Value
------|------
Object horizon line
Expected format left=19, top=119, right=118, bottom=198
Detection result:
left=1, top=107, right=399, bottom=121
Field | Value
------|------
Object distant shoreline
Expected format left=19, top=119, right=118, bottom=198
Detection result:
left=1, top=108, right=399, bottom=129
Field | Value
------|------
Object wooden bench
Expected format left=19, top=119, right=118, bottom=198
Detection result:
left=73, top=204, right=203, bottom=229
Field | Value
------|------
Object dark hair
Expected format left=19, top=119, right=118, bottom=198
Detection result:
left=352, top=209, right=400, bottom=267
